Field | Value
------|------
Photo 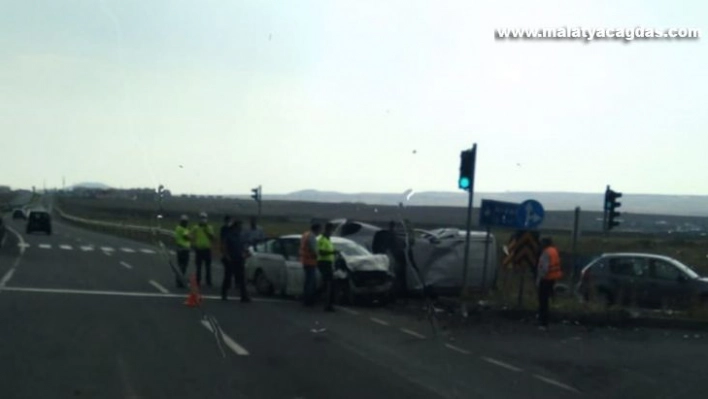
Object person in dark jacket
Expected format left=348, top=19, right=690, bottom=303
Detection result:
left=221, top=219, right=251, bottom=302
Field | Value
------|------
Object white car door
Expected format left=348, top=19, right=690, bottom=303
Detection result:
left=280, top=238, right=305, bottom=297
left=249, top=240, right=287, bottom=293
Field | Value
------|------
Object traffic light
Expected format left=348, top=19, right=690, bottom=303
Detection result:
left=605, top=187, right=622, bottom=230
left=458, top=147, right=476, bottom=190
left=251, top=186, right=261, bottom=202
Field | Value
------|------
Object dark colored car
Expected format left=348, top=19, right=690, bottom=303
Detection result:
left=576, top=253, right=708, bottom=309
left=26, top=210, right=52, bottom=235
left=12, top=208, right=26, bottom=220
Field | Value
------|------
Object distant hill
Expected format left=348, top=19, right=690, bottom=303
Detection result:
left=69, top=182, right=112, bottom=190
left=259, top=190, right=708, bottom=217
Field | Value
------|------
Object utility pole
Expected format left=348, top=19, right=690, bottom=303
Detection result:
left=570, top=206, right=580, bottom=282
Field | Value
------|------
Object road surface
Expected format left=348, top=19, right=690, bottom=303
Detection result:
left=0, top=215, right=705, bottom=398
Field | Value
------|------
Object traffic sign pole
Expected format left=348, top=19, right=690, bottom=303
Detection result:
left=460, top=143, right=477, bottom=313
left=480, top=224, right=491, bottom=290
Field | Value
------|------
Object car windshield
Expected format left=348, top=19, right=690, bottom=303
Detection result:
left=333, top=241, right=370, bottom=257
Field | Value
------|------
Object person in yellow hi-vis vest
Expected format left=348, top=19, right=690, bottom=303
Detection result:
left=191, top=212, right=215, bottom=287
left=174, top=215, right=192, bottom=288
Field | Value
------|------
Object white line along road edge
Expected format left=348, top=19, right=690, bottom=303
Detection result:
left=0, top=226, right=26, bottom=289
left=200, top=319, right=250, bottom=356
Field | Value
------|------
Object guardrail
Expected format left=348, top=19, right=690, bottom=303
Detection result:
left=55, top=207, right=173, bottom=239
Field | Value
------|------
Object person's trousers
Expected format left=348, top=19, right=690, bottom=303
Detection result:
left=317, top=261, right=335, bottom=309
left=538, top=279, right=556, bottom=327
left=221, top=259, right=249, bottom=300
left=194, top=248, right=212, bottom=285
left=302, top=265, right=317, bottom=306
left=176, top=249, right=190, bottom=287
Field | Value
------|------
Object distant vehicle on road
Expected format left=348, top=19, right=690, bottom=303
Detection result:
left=12, top=208, right=26, bottom=220
left=26, top=210, right=52, bottom=235
left=245, top=234, right=393, bottom=304
left=576, top=253, right=708, bottom=309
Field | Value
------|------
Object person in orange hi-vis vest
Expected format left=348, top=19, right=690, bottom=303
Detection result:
left=536, top=237, right=562, bottom=330
left=300, top=223, right=322, bottom=307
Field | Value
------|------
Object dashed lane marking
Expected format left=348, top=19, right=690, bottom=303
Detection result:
left=533, top=374, right=580, bottom=393
left=59, top=244, right=73, bottom=250
left=120, top=261, right=133, bottom=270
left=121, top=248, right=135, bottom=253
left=39, top=244, right=52, bottom=249
left=139, top=249, right=156, bottom=254
left=148, top=280, right=170, bottom=294
left=481, top=357, right=523, bottom=372
left=200, top=319, right=250, bottom=356
left=400, top=328, right=427, bottom=339
left=80, top=246, right=95, bottom=252
left=445, top=343, right=471, bottom=355
left=370, top=317, right=390, bottom=326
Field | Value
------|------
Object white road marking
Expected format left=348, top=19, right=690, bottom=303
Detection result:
left=481, top=357, right=523, bottom=372
left=59, top=244, right=73, bottom=250
left=370, top=317, right=390, bottom=326
left=0, top=269, right=15, bottom=287
left=121, top=248, right=135, bottom=253
left=200, top=319, right=250, bottom=356
left=139, top=249, right=156, bottom=254
left=18, top=242, right=30, bottom=250
left=101, top=247, right=115, bottom=252
left=39, top=244, right=52, bottom=249
left=0, top=226, right=26, bottom=288
left=149, top=280, right=170, bottom=294
left=400, top=328, right=427, bottom=339
left=336, top=306, right=360, bottom=315
left=533, top=374, right=580, bottom=393
left=119, top=261, right=133, bottom=270
left=0, top=286, right=291, bottom=304
left=80, top=246, right=95, bottom=252
left=445, top=343, right=471, bottom=355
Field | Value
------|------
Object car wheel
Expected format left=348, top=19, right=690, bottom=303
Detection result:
left=254, top=270, right=274, bottom=296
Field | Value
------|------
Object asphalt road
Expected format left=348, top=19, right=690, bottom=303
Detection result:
left=0, top=216, right=706, bottom=398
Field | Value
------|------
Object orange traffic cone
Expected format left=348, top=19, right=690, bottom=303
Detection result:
left=183, top=274, right=202, bottom=307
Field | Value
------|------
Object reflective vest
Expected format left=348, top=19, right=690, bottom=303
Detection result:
left=174, top=225, right=191, bottom=250
left=191, top=224, right=214, bottom=250
left=543, top=246, right=563, bottom=280
left=317, top=235, right=335, bottom=263
left=299, top=232, right=318, bottom=267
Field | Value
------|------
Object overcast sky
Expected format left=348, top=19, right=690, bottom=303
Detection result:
left=1, top=0, right=706, bottom=195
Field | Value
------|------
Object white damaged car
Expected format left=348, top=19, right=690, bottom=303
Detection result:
left=245, top=234, right=394, bottom=304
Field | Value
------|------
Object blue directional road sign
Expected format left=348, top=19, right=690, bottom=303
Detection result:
left=517, top=199, right=545, bottom=229
left=480, top=200, right=521, bottom=228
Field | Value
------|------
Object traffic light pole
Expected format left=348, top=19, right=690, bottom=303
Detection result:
left=460, top=143, right=477, bottom=317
